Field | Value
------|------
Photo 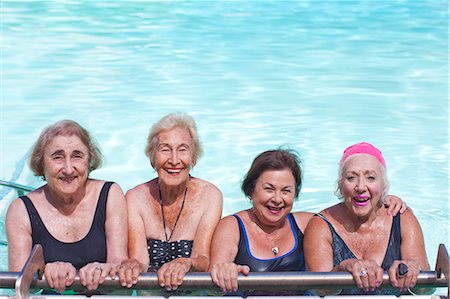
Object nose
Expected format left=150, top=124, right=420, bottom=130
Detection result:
left=168, top=149, right=180, bottom=164
left=355, top=177, right=367, bottom=192
left=271, top=191, right=283, bottom=204
left=62, top=159, right=74, bottom=174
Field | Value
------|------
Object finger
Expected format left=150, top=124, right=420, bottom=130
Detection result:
left=240, top=265, right=250, bottom=275
left=44, top=271, right=54, bottom=289
left=400, top=202, right=407, bottom=214
left=403, top=274, right=413, bottom=291
left=216, top=270, right=227, bottom=292
left=176, top=269, right=186, bottom=286
left=157, top=269, right=165, bottom=288
left=99, top=267, right=109, bottom=285
left=409, top=272, right=418, bottom=288
left=79, top=268, right=87, bottom=287
left=388, top=265, right=399, bottom=288
left=170, top=270, right=179, bottom=290
left=367, top=271, right=377, bottom=291
left=230, top=267, right=239, bottom=292
left=375, top=267, right=383, bottom=288
left=223, top=270, right=233, bottom=292
left=132, top=266, right=140, bottom=285
left=352, top=270, right=364, bottom=289
left=126, top=267, right=134, bottom=288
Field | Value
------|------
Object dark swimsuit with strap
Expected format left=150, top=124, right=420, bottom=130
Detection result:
left=315, top=213, right=402, bottom=295
left=21, top=181, right=112, bottom=270
left=232, top=213, right=307, bottom=296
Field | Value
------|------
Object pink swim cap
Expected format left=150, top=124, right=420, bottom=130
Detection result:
left=340, top=142, right=386, bottom=169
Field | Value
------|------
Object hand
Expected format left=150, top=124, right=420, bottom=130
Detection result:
left=157, top=258, right=192, bottom=291
left=43, top=262, right=77, bottom=293
left=389, top=260, right=421, bottom=291
left=384, top=195, right=408, bottom=216
left=79, top=262, right=116, bottom=291
left=338, top=259, right=383, bottom=292
left=210, top=262, right=250, bottom=293
left=116, top=258, right=146, bottom=288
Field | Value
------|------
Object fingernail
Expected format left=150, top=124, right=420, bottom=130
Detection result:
left=376, top=281, right=381, bottom=287
left=232, top=288, right=237, bottom=292
left=222, top=288, right=227, bottom=293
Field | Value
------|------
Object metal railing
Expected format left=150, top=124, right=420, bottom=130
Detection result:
left=0, top=244, right=447, bottom=299
left=0, top=180, right=34, bottom=198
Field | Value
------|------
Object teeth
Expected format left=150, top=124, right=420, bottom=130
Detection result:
left=167, top=169, right=182, bottom=173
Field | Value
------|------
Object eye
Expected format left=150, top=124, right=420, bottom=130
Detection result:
left=282, top=189, right=292, bottom=195
left=53, top=155, right=64, bottom=161
left=368, top=176, right=376, bottom=181
left=264, top=186, right=274, bottom=192
left=346, top=176, right=355, bottom=181
left=159, top=147, right=171, bottom=153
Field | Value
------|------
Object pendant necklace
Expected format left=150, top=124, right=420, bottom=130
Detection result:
left=159, top=186, right=188, bottom=242
left=253, top=216, right=280, bottom=256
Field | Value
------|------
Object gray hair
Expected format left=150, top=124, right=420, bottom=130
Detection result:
left=145, top=113, right=203, bottom=168
left=334, top=154, right=390, bottom=202
left=29, top=119, right=102, bottom=179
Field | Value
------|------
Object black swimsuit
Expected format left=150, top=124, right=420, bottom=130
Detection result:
left=234, top=213, right=305, bottom=271
left=232, top=213, right=308, bottom=296
left=316, top=213, right=402, bottom=295
left=147, top=239, right=193, bottom=270
left=21, top=181, right=112, bottom=270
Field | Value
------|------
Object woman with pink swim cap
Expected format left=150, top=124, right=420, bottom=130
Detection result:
left=304, top=142, right=433, bottom=296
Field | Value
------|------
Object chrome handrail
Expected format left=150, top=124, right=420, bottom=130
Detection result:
left=1, top=244, right=447, bottom=298
left=0, top=180, right=34, bottom=197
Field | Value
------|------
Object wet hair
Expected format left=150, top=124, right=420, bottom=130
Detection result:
left=29, top=120, right=102, bottom=178
left=242, top=149, right=302, bottom=198
left=334, top=154, right=390, bottom=201
left=145, top=112, right=202, bottom=168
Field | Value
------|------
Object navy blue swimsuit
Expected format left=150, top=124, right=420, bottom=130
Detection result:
left=232, top=213, right=307, bottom=296
left=316, top=213, right=402, bottom=295
left=21, top=182, right=112, bottom=270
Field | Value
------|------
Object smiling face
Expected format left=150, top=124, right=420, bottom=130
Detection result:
left=43, top=134, right=90, bottom=199
left=155, top=126, right=193, bottom=187
left=340, top=154, right=385, bottom=218
left=251, top=168, right=295, bottom=228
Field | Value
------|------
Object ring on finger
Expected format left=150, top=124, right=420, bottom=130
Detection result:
left=95, top=266, right=103, bottom=271
left=359, top=269, right=368, bottom=277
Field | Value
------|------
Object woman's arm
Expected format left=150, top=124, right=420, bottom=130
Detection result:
left=209, top=215, right=249, bottom=292
left=79, top=182, right=129, bottom=291
left=117, top=187, right=150, bottom=288
left=303, top=214, right=341, bottom=295
left=6, top=198, right=33, bottom=271
left=156, top=184, right=223, bottom=291
left=389, top=209, right=433, bottom=294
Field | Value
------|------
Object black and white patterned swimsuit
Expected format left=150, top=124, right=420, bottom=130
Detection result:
left=146, top=239, right=193, bottom=270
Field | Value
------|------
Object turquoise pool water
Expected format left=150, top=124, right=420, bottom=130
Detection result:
left=0, top=0, right=448, bottom=293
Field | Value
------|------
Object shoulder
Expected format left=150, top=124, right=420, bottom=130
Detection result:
left=194, top=177, right=222, bottom=196
left=125, top=180, right=154, bottom=201
left=292, top=211, right=314, bottom=232
left=214, top=214, right=241, bottom=236
left=6, top=197, right=27, bottom=217
left=399, top=208, right=421, bottom=229
left=6, top=197, right=32, bottom=232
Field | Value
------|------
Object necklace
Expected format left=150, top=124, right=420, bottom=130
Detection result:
left=252, top=215, right=280, bottom=256
left=159, top=186, right=188, bottom=242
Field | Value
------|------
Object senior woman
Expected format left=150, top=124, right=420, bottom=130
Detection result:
left=209, top=148, right=408, bottom=295
left=118, top=113, right=223, bottom=291
left=304, top=142, right=432, bottom=295
left=6, top=120, right=128, bottom=293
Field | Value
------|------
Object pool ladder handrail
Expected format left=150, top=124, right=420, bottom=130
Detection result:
left=0, top=180, right=34, bottom=198
left=4, top=244, right=449, bottom=299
